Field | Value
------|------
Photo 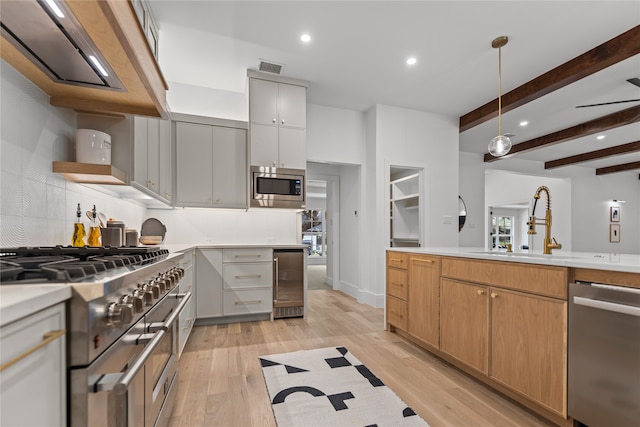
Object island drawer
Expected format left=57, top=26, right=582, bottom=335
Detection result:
left=387, top=251, right=408, bottom=270
left=441, top=257, right=568, bottom=299
left=387, top=268, right=408, bottom=300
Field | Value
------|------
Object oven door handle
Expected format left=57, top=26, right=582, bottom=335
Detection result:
left=95, top=292, right=192, bottom=395
left=574, top=296, right=640, bottom=317
left=148, top=291, right=193, bottom=333
left=94, top=328, right=167, bottom=395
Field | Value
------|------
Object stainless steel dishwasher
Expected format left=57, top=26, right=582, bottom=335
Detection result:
left=568, top=281, right=640, bottom=427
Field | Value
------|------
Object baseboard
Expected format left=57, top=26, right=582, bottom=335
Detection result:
left=337, top=280, right=384, bottom=308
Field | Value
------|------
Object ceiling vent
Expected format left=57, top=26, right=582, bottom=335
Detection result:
left=258, top=59, right=285, bottom=75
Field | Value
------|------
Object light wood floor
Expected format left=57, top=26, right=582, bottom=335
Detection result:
left=169, top=289, right=555, bottom=427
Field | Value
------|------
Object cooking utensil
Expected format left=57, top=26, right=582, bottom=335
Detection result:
left=97, top=212, right=107, bottom=228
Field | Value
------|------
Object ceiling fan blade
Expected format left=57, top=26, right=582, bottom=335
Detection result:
left=627, top=77, right=640, bottom=88
left=575, top=99, right=640, bottom=108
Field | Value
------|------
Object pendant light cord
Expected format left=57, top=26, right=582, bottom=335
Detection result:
left=498, top=46, right=502, bottom=136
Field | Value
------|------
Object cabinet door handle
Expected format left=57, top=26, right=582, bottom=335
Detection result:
left=491, top=292, right=498, bottom=299
left=0, top=329, right=65, bottom=372
left=281, top=119, right=285, bottom=124
left=235, top=300, right=262, bottom=305
left=477, top=289, right=485, bottom=295
left=272, top=118, right=277, bottom=123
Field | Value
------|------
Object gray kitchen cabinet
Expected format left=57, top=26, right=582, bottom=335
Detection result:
left=222, top=248, right=273, bottom=316
left=0, top=303, right=66, bottom=426
left=248, top=72, right=308, bottom=169
left=178, top=248, right=195, bottom=357
left=133, top=116, right=172, bottom=203
left=195, top=249, right=223, bottom=319
left=175, top=120, right=247, bottom=208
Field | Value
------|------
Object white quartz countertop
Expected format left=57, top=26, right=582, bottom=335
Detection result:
left=388, top=247, right=640, bottom=274
left=161, top=243, right=307, bottom=253
left=0, top=284, right=71, bottom=327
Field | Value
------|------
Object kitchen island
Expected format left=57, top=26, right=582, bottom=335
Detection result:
left=385, top=247, right=639, bottom=427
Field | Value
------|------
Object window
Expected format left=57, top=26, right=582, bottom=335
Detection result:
left=490, top=215, right=514, bottom=249
left=301, top=210, right=325, bottom=256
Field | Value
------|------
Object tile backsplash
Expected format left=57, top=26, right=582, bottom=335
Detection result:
left=0, top=60, right=145, bottom=247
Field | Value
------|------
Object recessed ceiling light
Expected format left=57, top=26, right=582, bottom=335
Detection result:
left=406, top=57, right=417, bottom=65
left=519, top=121, right=528, bottom=126
left=301, top=34, right=311, bottom=43
left=597, top=135, right=606, bottom=140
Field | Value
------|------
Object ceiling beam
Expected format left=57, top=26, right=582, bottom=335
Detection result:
left=545, top=140, right=640, bottom=169
left=484, top=105, right=640, bottom=162
left=596, top=161, right=640, bottom=175
left=460, top=25, right=640, bottom=133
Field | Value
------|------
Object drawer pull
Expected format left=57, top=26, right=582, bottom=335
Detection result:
left=235, top=274, right=262, bottom=279
left=234, top=254, right=262, bottom=258
left=391, top=282, right=404, bottom=287
left=477, top=289, right=485, bottom=295
left=235, top=300, right=262, bottom=305
left=411, top=258, right=434, bottom=264
left=491, top=292, right=498, bottom=299
left=0, top=329, right=65, bottom=372
left=391, top=311, right=404, bottom=318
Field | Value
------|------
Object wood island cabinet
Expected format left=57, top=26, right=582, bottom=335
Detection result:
left=490, top=288, right=566, bottom=415
left=440, top=278, right=489, bottom=374
left=407, top=255, right=440, bottom=348
left=387, top=250, right=570, bottom=426
left=386, top=252, right=408, bottom=331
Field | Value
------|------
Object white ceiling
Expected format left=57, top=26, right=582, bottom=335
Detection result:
left=148, top=1, right=640, bottom=172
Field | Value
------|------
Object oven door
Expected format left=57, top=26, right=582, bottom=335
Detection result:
left=70, top=321, right=146, bottom=427
left=145, top=288, right=192, bottom=427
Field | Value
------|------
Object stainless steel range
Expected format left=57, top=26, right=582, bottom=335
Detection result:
left=0, top=246, right=192, bottom=427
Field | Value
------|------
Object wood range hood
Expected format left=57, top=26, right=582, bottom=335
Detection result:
left=0, top=0, right=168, bottom=118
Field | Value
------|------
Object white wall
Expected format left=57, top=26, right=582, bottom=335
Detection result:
left=307, top=104, right=365, bottom=164
left=485, top=170, right=572, bottom=252
left=144, top=208, right=298, bottom=245
left=0, top=61, right=146, bottom=247
left=166, top=82, right=248, bottom=121
left=459, top=152, right=485, bottom=246
left=361, top=104, right=459, bottom=307
left=460, top=154, right=640, bottom=254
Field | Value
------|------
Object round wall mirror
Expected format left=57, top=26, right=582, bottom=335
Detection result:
left=459, top=196, right=467, bottom=232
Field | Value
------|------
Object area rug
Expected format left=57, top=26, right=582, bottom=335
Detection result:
left=260, top=346, right=429, bottom=426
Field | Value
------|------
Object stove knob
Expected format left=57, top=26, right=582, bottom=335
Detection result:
left=122, top=294, right=143, bottom=313
left=105, top=302, right=134, bottom=327
left=144, top=283, right=160, bottom=300
left=135, top=288, right=153, bottom=306
left=152, top=278, right=164, bottom=294
left=161, top=275, right=173, bottom=290
left=177, top=268, right=184, bottom=279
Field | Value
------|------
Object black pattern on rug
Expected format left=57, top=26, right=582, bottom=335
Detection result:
left=260, top=346, right=429, bottom=426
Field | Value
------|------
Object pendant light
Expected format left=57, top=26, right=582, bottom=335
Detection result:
left=488, top=36, right=512, bottom=157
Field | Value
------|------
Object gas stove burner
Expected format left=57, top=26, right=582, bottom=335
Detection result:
left=0, top=246, right=170, bottom=284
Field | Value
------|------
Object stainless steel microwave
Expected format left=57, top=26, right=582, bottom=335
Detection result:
left=250, top=166, right=305, bottom=209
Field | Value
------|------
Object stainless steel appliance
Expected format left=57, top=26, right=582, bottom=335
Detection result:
left=273, top=249, right=304, bottom=318
left=250, top=166, right=305, bottom=209
left=569, top=281, right=640, bottom=427
left=0, top=246, right=192, bottom=427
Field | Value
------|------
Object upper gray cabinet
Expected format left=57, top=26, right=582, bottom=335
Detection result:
left=131, top=0, right=160, bottom=60
left=175, top=116, right=248, bottom=208
left=132, top=116, right=172, bottom=203
left=248, top=71, right=308, bottom=170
